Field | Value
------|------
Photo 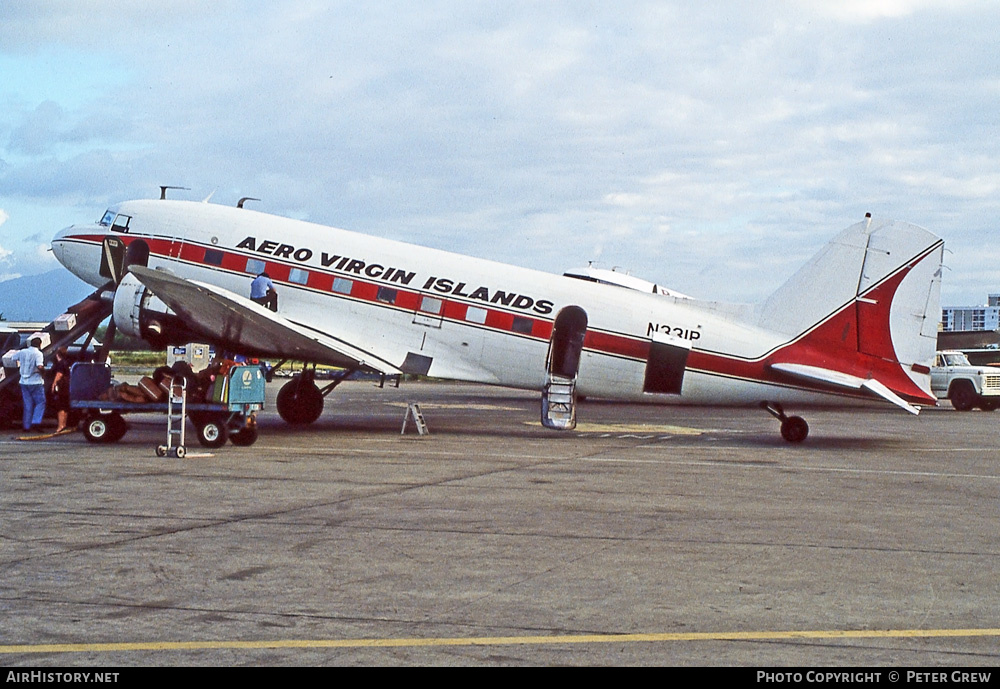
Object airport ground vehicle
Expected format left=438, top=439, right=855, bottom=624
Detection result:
left=69, top=362, right=266, bottom=446
left=930, top=350, right=1000, bottom=411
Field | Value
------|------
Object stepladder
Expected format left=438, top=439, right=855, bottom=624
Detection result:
left=401, top=402, right=429, bottom=436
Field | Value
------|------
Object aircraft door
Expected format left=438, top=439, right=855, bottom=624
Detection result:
left=99, top=236, right=127, bottom=284
left=643, top=329, right=691, bottom=394
left=542, top=306, right=588, bottom=430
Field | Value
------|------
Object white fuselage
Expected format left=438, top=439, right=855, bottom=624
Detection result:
left=50, top=200, right=925, bottom=407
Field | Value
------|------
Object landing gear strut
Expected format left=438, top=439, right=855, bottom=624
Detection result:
left=760, top=401, right=809, bottom=443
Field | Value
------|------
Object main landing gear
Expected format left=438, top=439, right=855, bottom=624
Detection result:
left=275, top=365, right=359, bottom=425
left=760, top=401, right=809, bottom=443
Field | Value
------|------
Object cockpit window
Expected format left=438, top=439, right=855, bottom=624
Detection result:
left=111, top=214, right=131, bottom=233
left=100, top=210, right=115, bottom=226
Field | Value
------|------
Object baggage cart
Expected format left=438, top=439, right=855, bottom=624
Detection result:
left=69, top=362, right=266, bottom=448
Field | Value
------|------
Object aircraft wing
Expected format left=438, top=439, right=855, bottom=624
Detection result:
left=129, top=266, right=402, bottom=374
left=769, top=363, right=920, bottom=414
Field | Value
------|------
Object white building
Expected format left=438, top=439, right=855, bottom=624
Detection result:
left=941, top=295, right=1000, bottom=332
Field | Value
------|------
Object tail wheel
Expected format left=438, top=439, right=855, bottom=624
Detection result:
left=780, top=416, right=809, bottom=443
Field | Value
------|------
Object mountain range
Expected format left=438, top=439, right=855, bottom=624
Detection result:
left=0, top=269, right=96, bottom=322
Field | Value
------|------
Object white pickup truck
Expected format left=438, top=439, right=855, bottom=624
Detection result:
left=931, top=350, right=1000, bottom=411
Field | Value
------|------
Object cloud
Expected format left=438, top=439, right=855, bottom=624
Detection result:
left=0, top=2, right=998, bottom=306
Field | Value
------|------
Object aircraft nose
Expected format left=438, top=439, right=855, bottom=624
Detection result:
left=51, top=224, right=76, bottom=266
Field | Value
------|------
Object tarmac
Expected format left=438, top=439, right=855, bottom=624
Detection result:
left=1, top=380, right=999, bottom=667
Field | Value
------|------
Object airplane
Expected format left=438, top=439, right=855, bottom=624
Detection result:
left=49, top=191, right=944, bottom=443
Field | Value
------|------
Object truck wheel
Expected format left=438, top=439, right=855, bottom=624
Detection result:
left=980, top=400, right=998, bottom=412
left=949, top=382, right=977, bottom=412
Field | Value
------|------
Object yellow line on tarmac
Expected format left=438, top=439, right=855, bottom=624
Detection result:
left=3, top=628, right=1000, bottom=655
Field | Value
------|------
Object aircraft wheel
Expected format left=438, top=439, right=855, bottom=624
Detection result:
left=277, top=378, right=324, bottom=425
left=195, top=417, right=229, bottom=448
left=780, top=416, right=809, bottom=443
left=949, top=382, right=977, bottom=412
left=230, top=427, right=258, bottom=446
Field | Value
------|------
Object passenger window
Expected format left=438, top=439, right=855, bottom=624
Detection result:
left=332, top=277, right=353, bottom=294
left=420, top=296, right=443, bottom=314
left=289, top=268, right=309, bottom=285
left=377, top=287, right=398, bottom=304
left=512, top=316, right=534, bottom=335
left=204, top=249, right=224, bottom=266
left=245, top=258, right=266, bottom=274
left=465, top=306, right=488, bottom=324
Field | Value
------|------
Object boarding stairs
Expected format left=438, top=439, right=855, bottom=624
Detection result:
left=541, top=374, right=577, bottom=430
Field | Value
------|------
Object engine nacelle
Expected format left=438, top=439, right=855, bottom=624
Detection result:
left=112, top=273, right=201, bottom=348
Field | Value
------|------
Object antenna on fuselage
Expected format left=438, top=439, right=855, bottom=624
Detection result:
left=159, top=185, right=190, bottom=200
left=237, top=197, right=260, bottom=209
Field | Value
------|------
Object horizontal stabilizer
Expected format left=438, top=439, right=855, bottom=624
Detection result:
left=129, top=266, right=401, bottom=374
left=770, top=362, right=920, bottom=415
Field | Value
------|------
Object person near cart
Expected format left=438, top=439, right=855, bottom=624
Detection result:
left=12, top=337, right=46, bottom=432
left=49, top=347, right=72, bottom=434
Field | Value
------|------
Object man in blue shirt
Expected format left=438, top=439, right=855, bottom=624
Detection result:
left=250, top=272, right=278, bottom=312
left=12, top=337, right=46, bottom=432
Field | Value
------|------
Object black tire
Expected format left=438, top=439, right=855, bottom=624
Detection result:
left=780, top=416, right=809, bottom=443
left=230, top=427, right=258, bottom=446
left=949, top=381, right=977, bottom=412
left=82, top=415, right=114, bottom=443
left=195, top=417, right=229, bottom=448
left=0, top=397, right=18, bottom=430
left=106, top=412, right=128, bottom=442
left=276, top=378, right=324, bottom=425
left=979, top=400, right=998, bottom=412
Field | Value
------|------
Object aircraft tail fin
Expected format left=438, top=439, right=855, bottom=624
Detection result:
left=757, top=216, right=943, bottom=405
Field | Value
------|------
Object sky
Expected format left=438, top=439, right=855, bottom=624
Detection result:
left=1, top=0, right=998, bottom=306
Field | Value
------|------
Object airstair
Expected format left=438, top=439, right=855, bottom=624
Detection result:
left=541, top=375, right=577, bottom=430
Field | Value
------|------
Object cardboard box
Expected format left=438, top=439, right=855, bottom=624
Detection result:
left=53, top=313, right=78, bottom=331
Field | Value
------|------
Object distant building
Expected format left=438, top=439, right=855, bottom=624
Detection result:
left=941, top=297, right=1000, bottom=332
